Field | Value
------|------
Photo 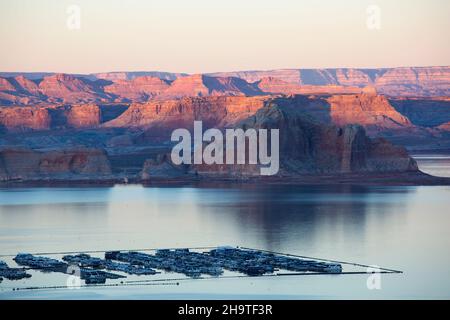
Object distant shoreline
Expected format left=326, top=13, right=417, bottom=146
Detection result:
left=1, top=171, right=450, bottom=188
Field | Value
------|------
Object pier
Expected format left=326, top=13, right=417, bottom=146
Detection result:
left=0, top=246, right=402, bottom=290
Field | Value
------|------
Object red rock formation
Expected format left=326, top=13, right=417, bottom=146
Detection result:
left=0, top=77, right=15, bottom=91
left=256, top=77, right=361, bottom=95
left=103, top=96, right=268, bottom=130
left=104, top=76, right=170, bottom=102
left=1, top=66, right=448, bottom=105
left=65, top=104, right=101, bottom=128
left=140, top=101, right=418, bottom=179
left=335, top=69, right=373, bottom=87
left=38, top=73, right=108, bottom=103
left=236, top=101, right=417, bottom=174
left=159, top=74, right=209, bottom=98
left=373, top=68, right=447, bottom=96
left=160, top=74, right=261, bottom=99
left=93, top=71, right=185, bottom=81
left=0, top=76, right=43, bottom=104
left=326, top=93, right=412, bottom=130
left=14, top=75, right=40, bottom=95
left=0, top=107, right=51, bottom=132
left=0, top=147, right=111, bottom=181
left=264, top=93, right=413, bottom=136
left=210, top=66, right=450, bottom=97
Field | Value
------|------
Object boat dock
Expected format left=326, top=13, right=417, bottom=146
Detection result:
left=0, top=246, right=402, bottom=289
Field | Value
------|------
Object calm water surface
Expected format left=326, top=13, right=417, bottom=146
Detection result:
left=0, top=155, right=449, bottom=299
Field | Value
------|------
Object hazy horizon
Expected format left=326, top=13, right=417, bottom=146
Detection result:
left=1, top=64, right=450, bottom=76
left=1, top=0, right=449, bottom=74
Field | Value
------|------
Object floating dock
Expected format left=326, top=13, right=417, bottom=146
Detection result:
left=0, top=246, right=402, bottom=290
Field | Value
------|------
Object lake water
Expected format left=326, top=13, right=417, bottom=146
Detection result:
left=1, top=155, right=450, bottom=299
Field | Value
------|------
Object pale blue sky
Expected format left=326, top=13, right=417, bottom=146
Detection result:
left=0, top=0, right=449, bottom=73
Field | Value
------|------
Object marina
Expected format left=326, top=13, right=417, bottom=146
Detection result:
left=0, top=246, right=401, bottom=291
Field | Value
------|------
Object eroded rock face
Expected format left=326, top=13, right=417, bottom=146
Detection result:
left=0, top=147, right=111, bottom=181
left=14, top=75, right=41, bottom=95
left=326, top=94, right=412, bottom=130
left=261, top=94, right=413, bottom=136
left=211, top=66, right=450, bottom=97
left=1, top=67, right=448, bottom=106
left=65, top=104, right=101, bottom=128
left=0, top=104, right=104, bottom=131
left=104, top=76, right=170, bottom=102
left=0, top=107, right=51, bottom=132
left=159, top=74, right=262, bottom=99
left=0, top=77, right=16, bottom=91
left=38, top=74, right=94, bottom=102
left=256, top=77, right=361, bottom=95
left=103, top=96, right=268, bottom=133
left=140, top=101, right=418, bottom=179
left=93, top=71, right=186, bottom=82
left=235, top=102, right=417, bottom=174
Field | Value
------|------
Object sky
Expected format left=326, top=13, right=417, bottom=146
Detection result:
left=0, top=0, right=449, bottom=74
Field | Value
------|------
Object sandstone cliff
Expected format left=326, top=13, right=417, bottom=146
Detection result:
left=140, top=101, right=418, bottom=180
left=326, top=93, right=412, bottom=130
left=159, top=74, right=262, bottom=99
left=37, top=73, right=110, bottom=103
left=262, top=93, right=413, bottom=136
left=0, top=147, right=111, bottom=181
left=0, top=107, right=51, bottom=132
left=256, top=77, right=361, bottom=95
left=103, top=96, right=268, bottom=132
left=210, top=66, right=450, bottom=97
left=234, top=102, right=417, bottom=175
left=0, top=104, right=103, bottom=132
left=104, top=76, right=170, bottom=102
left=1, top=66, right=448, bottom=106
left=64, top=104, right=101, bottom=128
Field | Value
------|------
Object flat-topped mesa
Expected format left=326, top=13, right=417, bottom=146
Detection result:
left=140, top=101, right=418, bottom=180
left=65, top=104, right=101, bottom=128
left=0, top=76, right=43, bottom=105
left=104, top=76, right=170, bottom=102
left=211, top=66, right=450, bottom=97
left=103, top=96, right=269, bottom=131
left=0, top=77, right=16, bottom=91
left=256, top=76, right=361, bottom=95
left=1, top=67, right=449, bottom=105
left=37, top=73, right=111, bottom=104
left=0, top=104, right=103, bottom=132
left=374, top=67, right=450, bottom=93
left=326, top=93, right=412, bottom=129
left=0, top=147, right=112, bottom=182
left=159, top=74, right=262, bottom=99
left=159, top=74, right=209, bottom=99
left=234, top=101, right=417, bottom=175
left=93, top=71, right=186, bottom=81
left=0, top=106, right=51, bottom=132
left=265, top=93, right=413, bottom=136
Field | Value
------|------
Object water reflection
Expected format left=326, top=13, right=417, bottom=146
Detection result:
left=0, top=184, right=414, bottom=256
left=189, top=185, right=413, bottom=256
